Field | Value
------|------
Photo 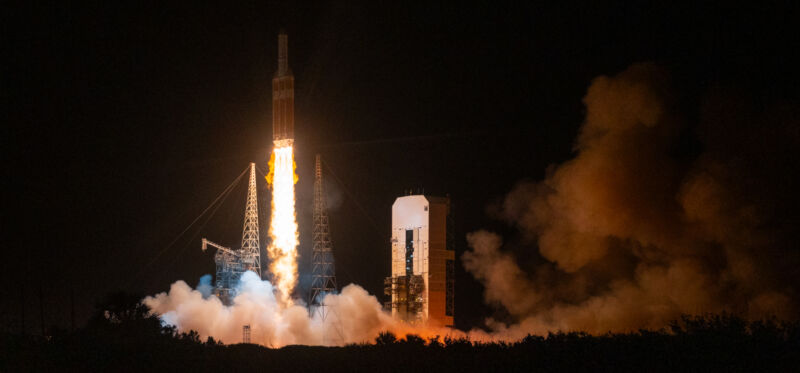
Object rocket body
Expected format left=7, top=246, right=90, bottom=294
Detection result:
left=272, top=31, right=294, bottom=147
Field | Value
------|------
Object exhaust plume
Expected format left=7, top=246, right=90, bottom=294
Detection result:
left=267, top=145, right=300, bottom=305
left=465, top=63, right=800, bottom=334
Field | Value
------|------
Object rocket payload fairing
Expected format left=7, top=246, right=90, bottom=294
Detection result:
left=272, top=31, right=294, bottom=147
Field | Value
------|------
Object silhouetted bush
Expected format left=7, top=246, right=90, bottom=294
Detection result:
left=399, top=333, right=426, bottom=347
left=375, top=331, right=397, bottom=345
left=2, top=304, right=799, bottom=372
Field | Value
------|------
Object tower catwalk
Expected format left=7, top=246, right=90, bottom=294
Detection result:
left=241, top=162, right=262, bottom=278
left=309, top=154, right=337, bottom=318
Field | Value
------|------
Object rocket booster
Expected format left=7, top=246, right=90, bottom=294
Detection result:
left=272, top=31, right=294, bottom=146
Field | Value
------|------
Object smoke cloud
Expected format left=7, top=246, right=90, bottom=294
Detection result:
left=465, top=63, right=800, bottom=334
left=144, top=272, right=463, bottom=346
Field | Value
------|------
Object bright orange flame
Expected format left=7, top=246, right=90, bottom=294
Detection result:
left=266, top=145, right=299, bottom=304
left=265, top=151, right=298, bottom=188
left=266, top=152, right=275, bottom=187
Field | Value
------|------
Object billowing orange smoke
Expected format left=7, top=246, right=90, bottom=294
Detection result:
left=266, top=145, right=299, bottom=304
left=463, top=63, right=800, bottom=335
left=265, top=152, right=274, bottom=187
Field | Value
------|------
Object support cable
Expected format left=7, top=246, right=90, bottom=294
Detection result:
left=122, top=166, right=250, bottom=288
left=159, top=177, right=239, bottom=277
left=316, top=159, right=382, bottom=287
left=320, top=159, right=382, bottom=236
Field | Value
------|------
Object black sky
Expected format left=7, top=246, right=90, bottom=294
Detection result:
left=5, top=1, right=800, bottom=332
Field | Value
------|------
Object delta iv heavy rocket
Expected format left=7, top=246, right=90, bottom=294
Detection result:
left=272, top=31, right=294, bottom=147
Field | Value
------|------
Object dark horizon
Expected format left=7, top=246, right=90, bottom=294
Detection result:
left=5, top=2, right=800, bottom=334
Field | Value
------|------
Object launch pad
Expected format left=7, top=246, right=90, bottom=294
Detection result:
left=200, top=31, right=339, bottom=314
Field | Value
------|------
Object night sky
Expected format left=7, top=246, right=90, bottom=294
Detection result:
left=5, top=2, right=799, bottom=332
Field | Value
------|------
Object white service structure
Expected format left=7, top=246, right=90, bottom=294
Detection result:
left=388, top=194, right=454, bottom=326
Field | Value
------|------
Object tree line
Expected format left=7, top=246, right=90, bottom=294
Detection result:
left=2, top=291, right=798, bottom=372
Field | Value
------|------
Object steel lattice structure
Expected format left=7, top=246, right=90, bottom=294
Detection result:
left=240, top=162, right=262, bottom=277
left=202, top=163, right=262, bottom=304
left=309, top=154, right=337, bottom=318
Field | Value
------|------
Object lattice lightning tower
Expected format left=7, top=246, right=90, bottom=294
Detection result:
left=309, top=154, right=337, bottom=315
left=241, top=162, right=262, bottom=278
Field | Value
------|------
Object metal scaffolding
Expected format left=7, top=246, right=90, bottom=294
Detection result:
left=242, top=325, right=251, bottom=344
left=201, top=163, right=262, bottom=305
left=309, top=154, right=337, bottom=319
left=383, top=275, right=425, bottom=323
left=240, top=162, right=262, bottom=278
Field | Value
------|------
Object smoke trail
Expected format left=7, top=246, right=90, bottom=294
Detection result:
left=267, top=145, right=300, bottom=305
left=464, top=63, right=800, bottom=334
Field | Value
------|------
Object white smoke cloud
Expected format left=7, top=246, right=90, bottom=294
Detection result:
left=143, top=272, right=464, bottom=346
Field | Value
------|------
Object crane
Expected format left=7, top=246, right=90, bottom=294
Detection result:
left=201, top=238, right=236, bottom=256
left=202, top=237, right=246, bottom=303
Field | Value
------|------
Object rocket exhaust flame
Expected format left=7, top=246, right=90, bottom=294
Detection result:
left=267, top=145, right=299, bottom=305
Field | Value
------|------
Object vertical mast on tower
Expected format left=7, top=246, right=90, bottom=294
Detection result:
left=309, top=154, right=337, bottom=317
left=241, top=162, right=262, bottom=278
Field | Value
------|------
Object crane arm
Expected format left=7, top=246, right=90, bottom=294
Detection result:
left=202, top=238, right=236, bottom=255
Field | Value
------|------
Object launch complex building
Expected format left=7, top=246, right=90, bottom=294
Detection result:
left=202, top=31, right=455, bottom=326
left=385, top=195, right=455, bottom=326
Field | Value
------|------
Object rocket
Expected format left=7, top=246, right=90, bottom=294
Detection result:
left=272, top=30, right=294, bottom=147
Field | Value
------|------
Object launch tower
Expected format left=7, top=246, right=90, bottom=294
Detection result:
left=202, top=163, right=262, bottom=304
left=240, top=162, right=262, bottom=277
left=309, top=154, right=338, bottom=318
